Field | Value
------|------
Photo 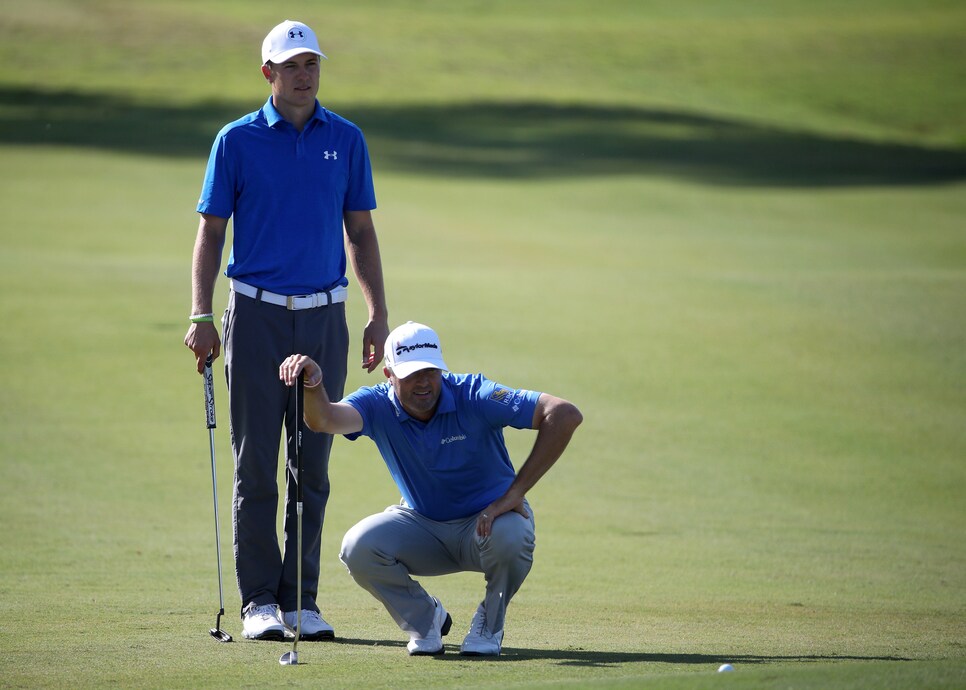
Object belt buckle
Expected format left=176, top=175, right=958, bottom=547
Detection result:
left=287, top=293, right=325, bottom=310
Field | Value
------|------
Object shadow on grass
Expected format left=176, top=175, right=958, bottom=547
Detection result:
left=333, top=638, right=912, bottom=666
left=486, top=650, right=915, bottom=668
left=2, top=86, right=965, bottom=187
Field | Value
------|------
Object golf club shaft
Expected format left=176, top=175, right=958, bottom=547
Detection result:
left=204, top=355, right=229, bottom=628
left=294, top=502, right=302, bottom=653
left=208, top=426, right=226, bottom=615
left=293, top=377, right=304, bottom=655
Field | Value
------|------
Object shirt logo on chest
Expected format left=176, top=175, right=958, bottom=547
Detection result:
left=323, top=150, right=338, bottom=160
left=441, top=434, right=467, bottom=445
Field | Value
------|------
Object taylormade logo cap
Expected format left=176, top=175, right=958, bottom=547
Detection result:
left=384, top=322, right=448, bottom=379
left=262, top=20, right=326, bottom=65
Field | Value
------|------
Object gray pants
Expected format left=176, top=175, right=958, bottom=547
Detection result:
left=340, top=500, right=535, bottom=637
left=223, top=289, right=348, bottom=616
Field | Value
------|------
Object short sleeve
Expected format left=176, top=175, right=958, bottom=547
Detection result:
left=196, top=128, right=236, bottom=218
left=471, top=376, right=542, bottom=430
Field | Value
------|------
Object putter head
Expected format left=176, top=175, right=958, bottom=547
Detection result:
left=210, top=627, right=233, bottom=643
left=279, top=651, right=299, bottom=666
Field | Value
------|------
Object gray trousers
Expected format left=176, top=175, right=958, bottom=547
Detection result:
left=223, top=289, right=348, bottom=616
left=339, top=500, right=535, bottom=637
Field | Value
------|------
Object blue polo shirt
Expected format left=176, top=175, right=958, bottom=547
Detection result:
left=197, top=97, right=376, bottom=295
left=343, top=373, right=542, bottom=521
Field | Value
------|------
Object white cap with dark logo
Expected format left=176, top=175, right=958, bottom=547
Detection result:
left=262, top=20, right=327, bottom=65
left=384, top=322, right=449, bottom=379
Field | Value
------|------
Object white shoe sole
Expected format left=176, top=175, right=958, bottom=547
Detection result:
left=242, top=628, right=289, bottom=641
left=408, top=612, right=452, bottom=656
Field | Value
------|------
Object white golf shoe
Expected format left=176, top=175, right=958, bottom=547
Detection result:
left=459, top=604, right=503, bottom=656
left=242, top=604, right=292, bottom=641
left=407, top=598, right=452, bottom=656
left=283, top=609, right=335, bottom=640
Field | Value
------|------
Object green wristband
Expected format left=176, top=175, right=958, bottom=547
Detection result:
left=190, top=313, right=214, bottom=323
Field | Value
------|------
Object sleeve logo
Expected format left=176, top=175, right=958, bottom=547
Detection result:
left=489, top=388, right=512, bottom=405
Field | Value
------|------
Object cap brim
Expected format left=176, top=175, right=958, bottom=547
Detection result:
left=265, top=48, right=326, bottom=65
left=390, top=359, right=448, bottom=379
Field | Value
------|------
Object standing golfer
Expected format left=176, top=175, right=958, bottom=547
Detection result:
left=184, top=19, right=389, bottom=641
left=279, top=322, right=582, bottom=656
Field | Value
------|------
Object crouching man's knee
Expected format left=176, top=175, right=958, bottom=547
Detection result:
left=481, top=511, right=535, bottom=565
left=340, top=520, right=378, bottom=576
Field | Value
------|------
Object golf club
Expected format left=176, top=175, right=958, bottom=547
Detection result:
left=280, top=376, right=304, bottom=666
left=203, top=354, right=232, bottom=643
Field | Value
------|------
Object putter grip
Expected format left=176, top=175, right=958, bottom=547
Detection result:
left=203, top=354, right=216, bottom=429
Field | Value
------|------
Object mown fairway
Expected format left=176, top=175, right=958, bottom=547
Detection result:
left=1, top=1, right=964, bottom=688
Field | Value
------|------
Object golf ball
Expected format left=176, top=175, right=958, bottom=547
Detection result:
left=718, top=664, right=735, bottom=672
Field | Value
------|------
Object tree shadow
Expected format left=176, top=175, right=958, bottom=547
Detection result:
left=353, top=102, right=966, bottom=187
left=332, top=637, right=914, bottom=666
left=2, top=86, right=965, bottom=187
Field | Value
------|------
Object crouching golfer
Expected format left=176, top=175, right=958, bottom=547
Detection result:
left=279, top=321, right=582, bottom=656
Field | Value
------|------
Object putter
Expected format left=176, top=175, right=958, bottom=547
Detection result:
left=280, top=377, right=304, bottom=666
left=203, top=354, right=232, bottom=643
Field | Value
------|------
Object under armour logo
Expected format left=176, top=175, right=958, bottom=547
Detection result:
left=323, top=150, right=338, bottom=160
left=289, top=29, right=305, bottom=40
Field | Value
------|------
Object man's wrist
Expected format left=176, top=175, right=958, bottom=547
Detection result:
left=190, top=313, right=214, bottom=323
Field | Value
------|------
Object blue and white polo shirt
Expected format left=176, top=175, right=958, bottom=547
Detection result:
left=343, top=373, right=542, bottom=521
left=197, top=97, right=376, bottom=295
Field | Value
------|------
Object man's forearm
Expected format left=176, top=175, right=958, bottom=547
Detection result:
left=344, top=214, right=388, bottom=321
left=296, top=367, right=364, bottom=435
left=352, top=241, right=388, bottom=322
left=191, top=216, right=228, bottom=314
left=508, top=403, right=581, bottom=498
left=303, top=379, right=335, bottom=433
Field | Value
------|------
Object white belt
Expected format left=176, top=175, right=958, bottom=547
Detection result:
left=230, top=279, right=347, bottom=310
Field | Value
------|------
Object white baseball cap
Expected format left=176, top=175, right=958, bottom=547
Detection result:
left=262, top=20, right=327, bottom=65
left=384, top=322, right=449, bottom=379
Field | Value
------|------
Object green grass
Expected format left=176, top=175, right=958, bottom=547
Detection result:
left=1, top=1, right=965, bottom=688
